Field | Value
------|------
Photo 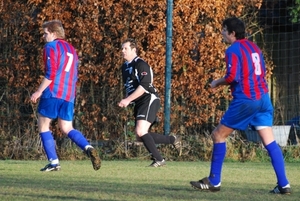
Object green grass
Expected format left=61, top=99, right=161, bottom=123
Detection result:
left=0, top=160, right=299, bottom=201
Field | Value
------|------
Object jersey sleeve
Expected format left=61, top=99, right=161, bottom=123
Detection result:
left=224, top=50, right=240, bottom=84
left=43, top=44, right=57, bottom=81
left=135, top=60, right=157, bottom=94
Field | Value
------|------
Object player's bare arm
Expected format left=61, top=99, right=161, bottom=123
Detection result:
left=210, top=77, right=229, bottom=89
left=118, top=86, right=145, bottom=108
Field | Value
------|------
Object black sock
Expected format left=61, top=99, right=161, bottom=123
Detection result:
left=141, top=133, right=163, bottom=161
left=149, top=132, right=175, bottom=144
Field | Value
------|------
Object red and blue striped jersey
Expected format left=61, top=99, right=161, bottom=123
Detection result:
left=224, top=39, right=269, bottom=100
left=43, top=39, right=78, bottom=103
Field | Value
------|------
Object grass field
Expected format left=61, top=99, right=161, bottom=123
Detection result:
left=0, top=160, right=299, bottom=201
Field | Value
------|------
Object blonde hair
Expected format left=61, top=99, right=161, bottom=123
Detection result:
left=42, top=20, right=65, bottom=39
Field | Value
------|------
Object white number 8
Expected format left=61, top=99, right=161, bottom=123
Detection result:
left=65, top=52, right=73, bottom=72
left=251, top=53, right=261, bottom=75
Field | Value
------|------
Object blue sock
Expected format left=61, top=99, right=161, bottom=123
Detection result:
left=67, top=129, right=90, bottom=150
left=40, top=131, right=58, bottom=162
left=265, top=141, right=289, bottom=187
left=208, top=142, right=226, bottom=186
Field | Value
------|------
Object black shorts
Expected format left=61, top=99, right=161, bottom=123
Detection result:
left=134, top=93, right=160, bottom=124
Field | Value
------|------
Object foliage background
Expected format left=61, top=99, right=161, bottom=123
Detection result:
left=0, top=0, right=274, bottom=160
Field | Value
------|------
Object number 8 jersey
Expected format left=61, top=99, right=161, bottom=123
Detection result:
left=42, top=39, right=78, bottom=103
left=224, top=39, right=269, bottom=100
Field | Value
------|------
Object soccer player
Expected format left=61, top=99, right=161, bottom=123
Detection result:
left=118, top=38, right=182, bottom=167
left=30, top=20, right=101, bottom=172
left=190, top=17, right=291, bottom=194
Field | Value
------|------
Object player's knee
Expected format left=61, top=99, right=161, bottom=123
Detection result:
left=60, top=126, right=74, bottom=135
left=211, top=131, right=218, bottom=142
left=135, top=129, right=147, bottom=137
left=135, top=135, right=143, bottom=142
left=58, top=120, right=73, bottom=134
left=211, top=130, right=225, bottom=143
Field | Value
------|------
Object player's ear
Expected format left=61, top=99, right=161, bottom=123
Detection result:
left=231, top=31, right=236, bottom=37
left=51, top=31, right=58, bottom=39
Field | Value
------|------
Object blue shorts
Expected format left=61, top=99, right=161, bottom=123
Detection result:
left=221, top=93, right=273, bottom=130
left=38, top=97, right=74, bottom=121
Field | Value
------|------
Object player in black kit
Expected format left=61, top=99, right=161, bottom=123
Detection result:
left=118, top=38, right=181, bottom=167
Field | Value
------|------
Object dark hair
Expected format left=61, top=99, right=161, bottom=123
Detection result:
left=122, top=38, right=138, bottom=52
left=222, top=17, right=245, bottom=40
left=42, top=20, right=65, bottom=39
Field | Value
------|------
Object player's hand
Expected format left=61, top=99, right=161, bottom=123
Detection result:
left=118, top=99, right=130, bottom=108
left=30, top=91, right=42, bottom=103
left=210, top=80, right=218, bottom=89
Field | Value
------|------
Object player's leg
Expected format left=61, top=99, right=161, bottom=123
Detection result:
left=37, top=98, right=60, bottom=171
left=135, top=95, right=166, bottom=166
left=209, top=124, right=233, bottom=184
left=258, top=127, right=290, bottom=194
left=252, top=95, right=291, bottom=194
left=209, top=99, right=256, bottom=186
left=190, top=98, right=258, bottom=191
left=39, top=115, right=61, bottom=171
left=190, top=123, right=232, bottom=191
left=149, top=132, right=174, bottom=144
left=136, top=120, right=166, bottom=167
left=146, top=95, right=182, bottom=155
left=253, top=95, right=290, bottom=194
left=58, top=100, right=101, bottom=170
left=149, top=132, right=182, bottom=156
left=148, top=115, right=176, bottom=144
left=58, top=119, right=89, bottom=150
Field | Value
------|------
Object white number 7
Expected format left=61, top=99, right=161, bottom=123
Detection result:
left=65, top=52, right=73, bottom=72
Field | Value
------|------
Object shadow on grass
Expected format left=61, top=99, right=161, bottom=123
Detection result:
left=0, top=174, right=231, bottom=201
left=0, top=165, right=298, bottom=201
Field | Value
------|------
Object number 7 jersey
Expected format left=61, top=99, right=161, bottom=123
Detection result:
left=224, top=39, right=269, bottom=100
left=43, top=39, right=78, bottom=103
